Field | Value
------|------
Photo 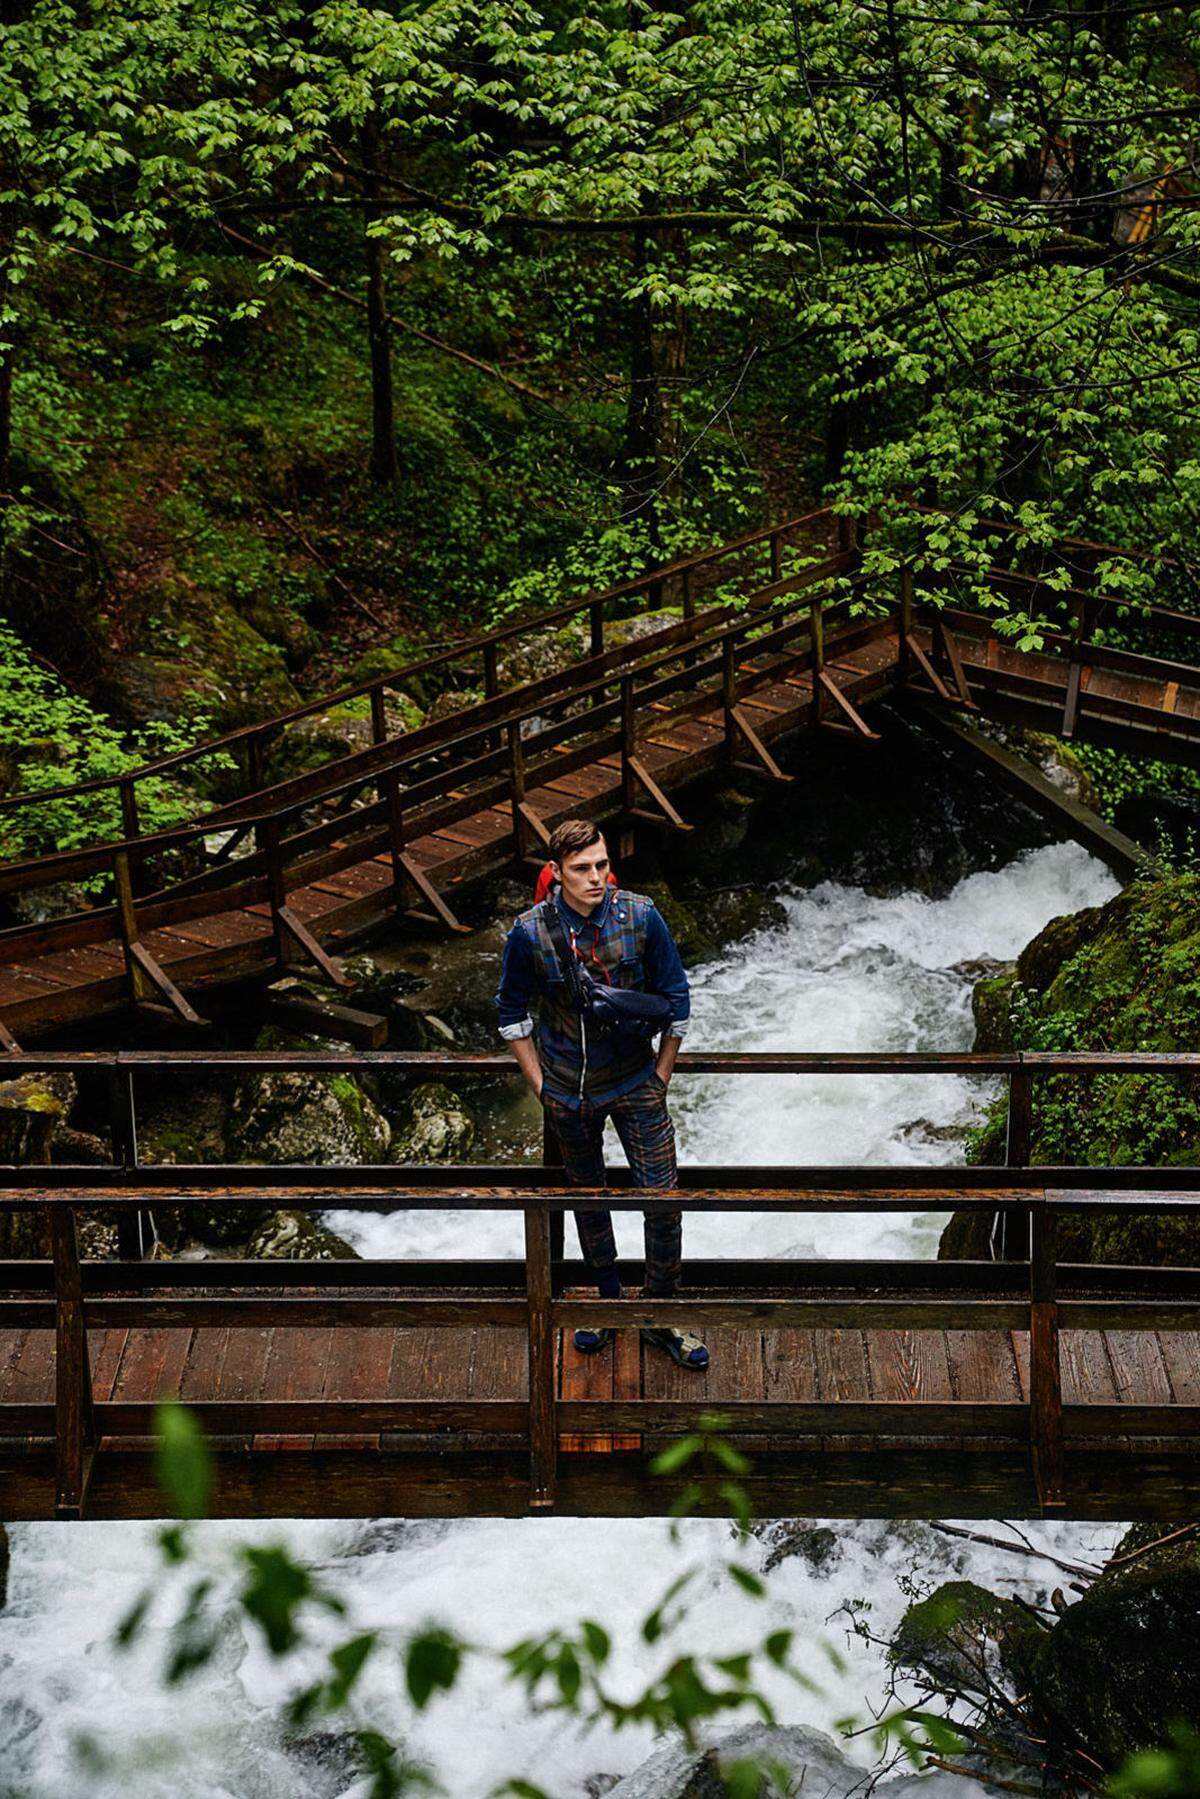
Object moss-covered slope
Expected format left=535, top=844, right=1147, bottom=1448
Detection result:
left=945, top=871, right=1200, bottom=1262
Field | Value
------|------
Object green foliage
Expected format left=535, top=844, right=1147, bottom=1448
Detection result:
left=0, top=624, right=233, bottom=869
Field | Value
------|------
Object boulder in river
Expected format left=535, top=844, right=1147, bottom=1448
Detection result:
left=228, top=1071, right=391, bottom=1167
left=245, top=1209, right=360, bottom=1261
left=390, top=1082, right=475, bottom=1162
left=604, top=1720, right=950, bottom=1799
left=891, top=1529, right=1200, bottom=1779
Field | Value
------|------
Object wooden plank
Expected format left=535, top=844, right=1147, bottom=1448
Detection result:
left=1160, top=1331, right=1200, bottom=1405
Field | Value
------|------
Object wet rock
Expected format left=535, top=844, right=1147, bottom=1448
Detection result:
left=1018, top=729, right=1100, bottom=811
left=51, top=1126, right=112, bottom=1166
left=228, top=1072, right=391, bottom=1166
left=690, top=884, right=787, bottom=948
left=283, top=1728, right=372, bottom=1796
left=137, top=1085, right=230, bottom=1166
left=606, top=1720, right=944, bottom=1799
left=891, top=1579, right=1042, bottom=1703
left=971, top=968, right=1017, bottom=1053
left=1023, top=1523, right=1200, bottom=1767
left=639, top=882, right=716, bottom=967
left=245, top=1209, right=360, bottom=1261
left=0, top=1072, right=76, bottom=1256
left=390, top=1082, right=475, bottom=1163
left=897, top=1118, right=972, bottom=1148
left=753, top=1520, right=842, bottom=1575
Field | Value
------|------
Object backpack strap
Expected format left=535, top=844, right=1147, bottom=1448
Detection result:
left=538, top=899, right=584, bottom=1008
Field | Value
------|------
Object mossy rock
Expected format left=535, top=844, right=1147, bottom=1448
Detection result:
left=691, top=884, right=787, bottom=949
left=390, top=1082, right=475, bottom=1163
left=245, top=1209, right=360, bottom=1261
left=227, top=1071, right=392, bottom=1166
left=266, top=693, right=423, bottom=784
left=972, top=968, right=1017, bottom=1053
left=0, top=1073, right=76, bottom=1255
left=1025, top=1526, right=1200, bottom=1767
left=890, top=1579, right=1043, bottom=1698
left=639, top=882, right=716, bottom=967
left=112, top=576, right=301, bottom=731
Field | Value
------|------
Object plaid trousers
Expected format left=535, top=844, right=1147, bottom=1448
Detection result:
left=543, top=1072, right=682, bottom=1297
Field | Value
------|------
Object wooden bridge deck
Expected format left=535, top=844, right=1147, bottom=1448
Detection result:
left=1, top=1306, right=1197, bottom=1520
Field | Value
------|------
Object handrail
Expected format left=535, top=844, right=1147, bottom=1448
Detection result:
left=0, top=506, right=834, bottom=819
left=5, top=1047, right=1200, bottom=1517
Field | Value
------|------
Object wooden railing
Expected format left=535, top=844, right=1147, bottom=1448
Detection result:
left=2, top=1049, right=1199, bottom=1517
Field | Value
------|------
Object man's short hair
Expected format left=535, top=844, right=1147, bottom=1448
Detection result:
left=549, top=818, right=605, bottom=866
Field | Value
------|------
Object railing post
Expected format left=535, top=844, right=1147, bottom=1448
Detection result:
left=508, top=720, right=531, bottom=861
left=482, top=641, right=500, bottom=703
left=589, top=601, right=604, bottom=660
left=113, top=846, right=150, bottom=1008
left=998, top=1067, right=1033, bottom=1261
left=769, top=531, right=782, bottom=584
left=1062, top=594, right=1087, bottom=739
left=246, top=730, right=266, bottom=796
left=620, top=674, right=637, bottom=813
left=680, top=564, right=694, bottom=622
left=482, top=642, right=502, bottom=751
left=722, top=637, right=737, bottom=764
left=369, top=686, right=388, bottom=746
left=263, top=812, right=288, bottom=964
left=1029, top=1194, right=1065, bottom=1511
left=809, top=601, right=825, bottom=725
left=118, top=776, right=141, bottom=895
left=51, top=1202, right=95, bottom=1518
left=525, top=1199, right=557, bottom=1508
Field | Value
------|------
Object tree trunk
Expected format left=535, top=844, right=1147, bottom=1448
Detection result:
left=622, top=227, right=661, bottom=529
left=361, top=121, right=397, bottom=488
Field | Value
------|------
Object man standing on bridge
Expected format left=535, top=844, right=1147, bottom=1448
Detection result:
left=495, top=818, right=709, bottom=1370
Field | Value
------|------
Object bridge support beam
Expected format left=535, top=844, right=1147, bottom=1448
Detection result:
left=1029, top=1198, right=1066, bottom=1512
left=525, top=1203, right=557, bottom=1509
left=51, top=1205, right=95, bottom=1519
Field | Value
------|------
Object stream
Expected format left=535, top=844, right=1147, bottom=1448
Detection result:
left=0, top=839, right=1125, bottom=1798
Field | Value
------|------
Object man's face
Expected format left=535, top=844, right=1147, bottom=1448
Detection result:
left=554, top=837, right=610, bottom=914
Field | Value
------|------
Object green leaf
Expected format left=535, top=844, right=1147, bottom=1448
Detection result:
left=406, top=1629, right=462, bottom=1709
left=153, top=1402, right=212, bottom=1520
left=727, top=1564, right=766, bottom=1599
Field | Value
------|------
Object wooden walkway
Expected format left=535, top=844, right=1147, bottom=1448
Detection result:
left=3, top=507, right=1200, bottom=1039
left=3, top=1049, right=1200, bottom=1523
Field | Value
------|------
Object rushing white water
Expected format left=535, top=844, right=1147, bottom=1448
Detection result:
left=0, top=840, right=1124, bottom=1799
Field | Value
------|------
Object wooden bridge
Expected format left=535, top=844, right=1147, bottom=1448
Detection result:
left=1, top=504, right=1198, bottom=1043
left=3, top=1050, right=1200, bottom=1524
